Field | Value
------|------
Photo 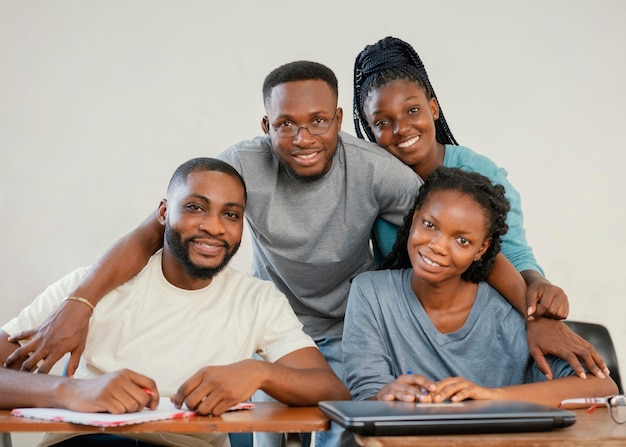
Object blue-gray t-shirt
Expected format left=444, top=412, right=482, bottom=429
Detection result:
left=343, top=269, right=575, bottom=400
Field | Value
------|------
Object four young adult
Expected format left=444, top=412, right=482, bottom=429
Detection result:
left=1, top=50, right=612, bottom=446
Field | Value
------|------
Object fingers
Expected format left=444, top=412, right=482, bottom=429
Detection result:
left=7, top=329, right=37, bottom=343
left=528, top=347, right=555, bottom=380
left=525, top=296, right=539, bottom=321
left=64, top=349, right=83, bottom=378
left=94, top=370, right=159, bottom=413
left=36, top=346, right=70, bottom=374
left=528, top=284, right=569, bottom=320
left=570, top=341, right=609, bottom=379
left=377, top=373, right=436, bottom=402
left=20, top=349, right=49, bottom=373
left=125, top=371, right=160, bottom=411
left=429, top=377, right=469, bottom=402
left=4, top=337, right=38, bottom=370
left=172, top=373, right=202, bottom=409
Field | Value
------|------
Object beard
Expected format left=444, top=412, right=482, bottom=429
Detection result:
left=271, top=149, right=331, bottom=183
left=165, top=225, right=240, bottom=280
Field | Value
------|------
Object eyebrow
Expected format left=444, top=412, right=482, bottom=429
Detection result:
left=187, top=193, right=245, bottom=211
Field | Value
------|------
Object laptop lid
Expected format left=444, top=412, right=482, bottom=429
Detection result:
left=318, top=400, right=576, bottom=436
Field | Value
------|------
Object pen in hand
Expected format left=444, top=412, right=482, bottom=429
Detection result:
left=406, top=371, right=429, bottom=396
left=142, top=387, right=154, bottom=396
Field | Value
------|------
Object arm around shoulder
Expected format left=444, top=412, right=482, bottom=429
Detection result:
left=4, top=211, right=165, bottom=375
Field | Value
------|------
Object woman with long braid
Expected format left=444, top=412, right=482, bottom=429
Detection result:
left=352, top=36, right=611, bottom=381
left=355, top=37, right=560, bottom=320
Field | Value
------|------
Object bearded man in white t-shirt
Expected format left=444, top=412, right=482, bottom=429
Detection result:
left=0, top=157, right=349, bottom=447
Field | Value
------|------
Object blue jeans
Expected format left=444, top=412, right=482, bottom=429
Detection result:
left=254, top=334, right=356, bottom=447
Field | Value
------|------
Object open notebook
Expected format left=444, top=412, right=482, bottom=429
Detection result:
left=319, top=400, right=576, bottom=436
left=11, top=397, right=253, bottom=427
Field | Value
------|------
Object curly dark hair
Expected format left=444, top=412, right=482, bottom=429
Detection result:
left=353, top=36, right=457, bottom=146
left=381, top=167, right=510, bottom=283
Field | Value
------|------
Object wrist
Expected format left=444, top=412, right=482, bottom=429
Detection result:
left=64, top=296, right=96, bottom=313
left=52, top=377, right=73, bottom=409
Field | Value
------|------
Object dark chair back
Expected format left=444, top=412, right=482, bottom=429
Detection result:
left=564, top=320, right=623, bottom=393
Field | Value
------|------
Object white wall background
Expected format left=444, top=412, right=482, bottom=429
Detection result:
left=1, top=0, right=624, bottom=431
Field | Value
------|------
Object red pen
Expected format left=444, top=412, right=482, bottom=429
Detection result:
left=142, top=387, right=154, bottom=396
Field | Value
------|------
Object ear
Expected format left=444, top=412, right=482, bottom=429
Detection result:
left=474, top=237, right=492, bottom=261
left=261, top=116, right=270, bottom=134
left=430, top=98, right=440, bottom=120
left=335, top=107, right=343, bottom=132
left=157, top=199, right=168, bottom=226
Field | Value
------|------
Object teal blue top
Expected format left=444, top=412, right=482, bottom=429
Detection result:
left=372, top=145, right=543, bottom=275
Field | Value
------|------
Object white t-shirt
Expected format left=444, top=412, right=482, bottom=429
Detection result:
left=3, top=250, right=316, bottom=447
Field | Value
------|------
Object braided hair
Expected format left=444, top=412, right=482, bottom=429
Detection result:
left=353, top=36, right=458, bottom=146
left=381, top=167, right=510, bottom=283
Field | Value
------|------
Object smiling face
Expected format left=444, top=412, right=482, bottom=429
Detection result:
left=158, top=170, right=245, bottom=289
left=262, top=79, right=343, bottom=182
left=408, top=189, right=491, bottom=286
left=363, top=79, right=442, bottom=177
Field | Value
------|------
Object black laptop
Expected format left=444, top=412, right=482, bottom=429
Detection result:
left=318, top=400, right=576, bottom=436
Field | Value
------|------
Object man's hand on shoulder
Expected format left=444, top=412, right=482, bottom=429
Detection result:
left=5, top=299, right=91, bottom=374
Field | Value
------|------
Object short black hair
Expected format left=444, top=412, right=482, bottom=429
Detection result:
left=381, top=167, right=510, bottom=283
left=167, top=157, right=247, bottom=204
left=262, top=60, right=338, bottom=107
left=353, top=36, right=457, bottom=146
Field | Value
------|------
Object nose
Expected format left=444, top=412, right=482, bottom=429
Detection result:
left=292, top=126, right=316, bottom=146
left=199, top=213, right=225, bottom=235
left=428, top=232, right=447, bottom=255
left=393, top=118, right=411, bottom=136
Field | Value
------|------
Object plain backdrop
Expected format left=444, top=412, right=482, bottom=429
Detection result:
left=1, top=2, right=625, bottom=438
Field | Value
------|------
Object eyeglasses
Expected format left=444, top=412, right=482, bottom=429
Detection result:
left=270, top=109, right=339, bottom=139
left=586, top=395, right=626, bottom=424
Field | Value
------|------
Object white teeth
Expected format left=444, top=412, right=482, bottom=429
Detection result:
left=421, top=254, right=441, bottom=267
left=196, top=241, right=220, bottom=248
left=297, top=152, right=317, bottom=159
left=397, top=136, right=420, bottom=148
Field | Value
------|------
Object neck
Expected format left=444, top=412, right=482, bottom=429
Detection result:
left=161, top=249, right=213, bottom=290
left=411, top=142, right=446, bottom=180
left=410, top=273, right=477, bottom=333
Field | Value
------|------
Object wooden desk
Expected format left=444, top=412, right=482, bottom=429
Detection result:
left=354, top=408, right=626, bottom=447
left=0, top=403, right=329, bottom=447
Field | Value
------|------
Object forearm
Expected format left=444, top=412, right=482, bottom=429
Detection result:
left=521, top=269, right=546, bottom=287
left=493, top=375, right=618, bottom=407
left=73, top=212, right=164, bottom=305
left=0, top=368, right=69, bottom=409
left=259, top=361, right=350, bottom=405
left=487, top=253, right=528, bottom=316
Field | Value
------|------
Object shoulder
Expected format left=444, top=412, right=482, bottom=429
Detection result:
left=474, top=283, right=525, bottom=330
left=339, top=132, right=421, bottom=188
left=217, top=135, right=274, bottom=167
left=350, top=269, right=407, bottom=298
left=444, top=145, right=508, bottom=179
left=340, top=132, right=405, bottom=165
